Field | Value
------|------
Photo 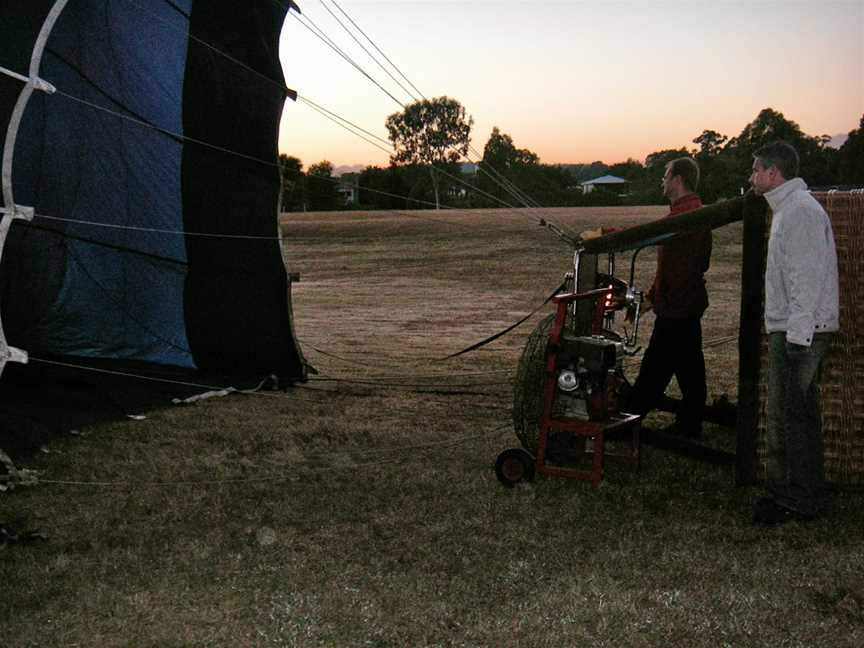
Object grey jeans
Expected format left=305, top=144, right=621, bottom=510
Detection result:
left=766, top=331, right=832, bottom=515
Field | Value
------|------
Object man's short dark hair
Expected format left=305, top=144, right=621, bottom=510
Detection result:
left=666, top=157, right=700, bottom=192
left=754, top=141, right=799, bottom=180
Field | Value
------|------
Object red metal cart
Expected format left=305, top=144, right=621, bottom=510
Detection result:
left=497, top=274, right=642, bottom=488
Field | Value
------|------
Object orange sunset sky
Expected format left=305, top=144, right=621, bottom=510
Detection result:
left=277, top=0, right=863, bottom=171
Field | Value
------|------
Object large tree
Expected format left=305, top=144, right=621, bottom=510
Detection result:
left=482, top=127, right=539, bottom=169
left=693, top=129, right=728, bottom=158
left=478, top=127, right=541, bottom=206
left=357, top=165, right=410, bottom=209
left=727, top=107, right=831, bottom=186
left=728, top=108, right=808, bottom=158
left=837, top=114, right=864, bottom=186
left=385, top=96, right=473, bottom=209
left=278, top=154, right=305, bottom=212
left=690, top=130, right=739, bottom=202
left=306, top=160, right=338, bottom=211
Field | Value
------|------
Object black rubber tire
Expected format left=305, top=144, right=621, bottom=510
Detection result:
left=495, top=448, right=535, bottom=487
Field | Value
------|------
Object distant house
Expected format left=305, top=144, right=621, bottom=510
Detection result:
left=580, top=174, right=629, bottom=194
left=336, top=172, right=359, bottom=205
left=447, top=163, right=479, bottom=198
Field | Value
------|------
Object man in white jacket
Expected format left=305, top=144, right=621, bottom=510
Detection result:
left=749, top=140, right=839, bottom=524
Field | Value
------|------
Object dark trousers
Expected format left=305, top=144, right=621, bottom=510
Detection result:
left=625, top=315, right=706, bottom=434
left=766, top=332, right=831, bottom=515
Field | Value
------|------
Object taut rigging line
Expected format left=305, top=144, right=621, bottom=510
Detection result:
left=288, top=0, right=578, bottom=235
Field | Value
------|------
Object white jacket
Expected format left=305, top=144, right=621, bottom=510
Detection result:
left=764, top=178, right=839, bottom=346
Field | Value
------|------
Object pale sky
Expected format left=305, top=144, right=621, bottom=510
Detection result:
left=278, top=0, right=863, bottom=171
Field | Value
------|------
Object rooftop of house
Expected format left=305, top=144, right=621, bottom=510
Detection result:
left=580, top=174, right=629, bottom=186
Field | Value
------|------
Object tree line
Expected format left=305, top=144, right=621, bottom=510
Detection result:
left=280, top=103, right=864, bottom=212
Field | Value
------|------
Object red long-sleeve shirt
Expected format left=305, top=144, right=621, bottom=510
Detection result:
left=647, top=192, right=711, bottom=319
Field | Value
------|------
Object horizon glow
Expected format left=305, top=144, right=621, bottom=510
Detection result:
left=278, top=0, right=863, bottom=171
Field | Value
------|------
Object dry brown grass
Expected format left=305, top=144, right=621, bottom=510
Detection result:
left=1, top=207, right=862, bottom=647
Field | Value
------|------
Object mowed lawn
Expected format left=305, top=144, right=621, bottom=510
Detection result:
left=1, top=207, right=862, bottom=647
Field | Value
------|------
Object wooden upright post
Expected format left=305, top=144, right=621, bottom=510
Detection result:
left=735, top=193, right=769, bottom=485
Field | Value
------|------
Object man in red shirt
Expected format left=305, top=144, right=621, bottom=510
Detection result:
left=625, top=157, right=712, bottom=437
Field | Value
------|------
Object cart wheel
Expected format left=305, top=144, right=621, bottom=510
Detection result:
left=495, top=448, right=535, bottom=487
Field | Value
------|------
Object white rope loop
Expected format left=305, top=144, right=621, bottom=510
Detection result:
left=0, top=65, right=56, bottom=93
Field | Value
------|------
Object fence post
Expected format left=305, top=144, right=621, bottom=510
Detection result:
left=735, top=193, right=769, bottom=485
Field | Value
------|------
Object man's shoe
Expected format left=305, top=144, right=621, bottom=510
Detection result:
left=753, top=497, right=815, bottom=525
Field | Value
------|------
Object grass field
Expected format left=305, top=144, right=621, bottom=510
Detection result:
left=2, top=207, right=862, bottom=647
